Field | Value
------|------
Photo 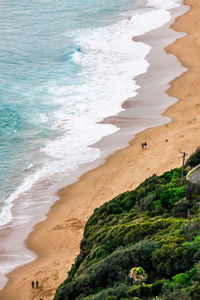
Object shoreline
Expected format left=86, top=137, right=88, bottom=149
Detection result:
left=1, top=0, right=199, bottom=299
left=0, top=2, right=185, bottom=289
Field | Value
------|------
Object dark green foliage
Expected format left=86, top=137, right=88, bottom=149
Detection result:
left=127, top=284, right=152, bottom=297
left=180, top=220, right=200, bottom=242
left=54, top=240, right=157, bottom=300
left=83, top=284, right=129, bottom=300
left=171, top=198, right=190, bottom=218
left=160, top=282, right=191, bottom=300
left=54, top=164, right=200, bottom=300
left=186, top=147, right=200, bottom=168
left=137, top=173, right=158, bottom=189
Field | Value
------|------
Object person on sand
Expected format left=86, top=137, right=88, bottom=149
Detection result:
left=31, top=281, right=34, bottom=289
left=144, top=142, right=147, bottom=149
left=141, top=142, right=144, bottom=149
left=36, top=280, right=39, bottom=289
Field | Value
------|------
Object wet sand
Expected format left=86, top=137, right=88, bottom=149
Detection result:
left=1, top=0, right=200, bottom=299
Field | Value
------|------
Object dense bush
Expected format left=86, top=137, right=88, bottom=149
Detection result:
left=54, top=163, right=200, bottom=300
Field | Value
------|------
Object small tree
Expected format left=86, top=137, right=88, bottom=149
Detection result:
left=129, top=267, right=147, bottom=285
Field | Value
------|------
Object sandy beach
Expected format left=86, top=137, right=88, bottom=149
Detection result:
left=1, top=0, right=200, bottom=299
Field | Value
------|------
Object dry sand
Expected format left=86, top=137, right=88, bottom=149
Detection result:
left=1, top=0, right=200, bottom=299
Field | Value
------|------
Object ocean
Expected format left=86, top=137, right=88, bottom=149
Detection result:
left=0, top=0, right=182, bottom=288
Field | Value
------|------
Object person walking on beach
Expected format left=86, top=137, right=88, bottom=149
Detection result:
left=141, top=142, right=144, bottom=149
left=36, top=280, right=39, bottom=289
left=144, top=142, right=147, bottom=149
left=31, top=281, right=34, bottom=289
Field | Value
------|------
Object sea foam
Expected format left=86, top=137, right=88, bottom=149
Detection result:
left=1, top=3, right=176, bottom=228
left=0, top=0, right=183, bottom=289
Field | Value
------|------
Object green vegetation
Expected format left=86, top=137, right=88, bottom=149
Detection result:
left=186, top=147, right=200, bottom=168
left=54, top=151, right=200, bottom=300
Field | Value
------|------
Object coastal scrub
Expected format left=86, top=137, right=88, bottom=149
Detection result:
left=54, top=151, right=200, bottom=299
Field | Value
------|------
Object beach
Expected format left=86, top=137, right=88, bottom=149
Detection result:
left=1, top=0, right=200, bottom=299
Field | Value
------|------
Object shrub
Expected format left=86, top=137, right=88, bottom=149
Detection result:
left=152, top=242, right=190, bottom=277
left=180, top=220, right=200, bottom=242
left=186, top=147, right=200, bottom=168
left=129, top=267, right=147, bottom=285
left=160, top=285, right=191, bottom=300
left=172, top=272, right=190, bottom=285
left=83, top=283, right=129, bottom=300
left=137, top=174, right=158, bottom=188
left=151, top=280, right=166, bottom=295
left=127, top=284, right=152, bottom=297
left=158, top=186, right=186, bottom=209
left=171, top=198, right=190, bottom=218
left=137, top=193, right=156, bottom=212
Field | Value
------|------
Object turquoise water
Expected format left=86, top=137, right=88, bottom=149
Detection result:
left=0, top=0, right=184, bottom=288
left=0, top=0, right=145, bottom=205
